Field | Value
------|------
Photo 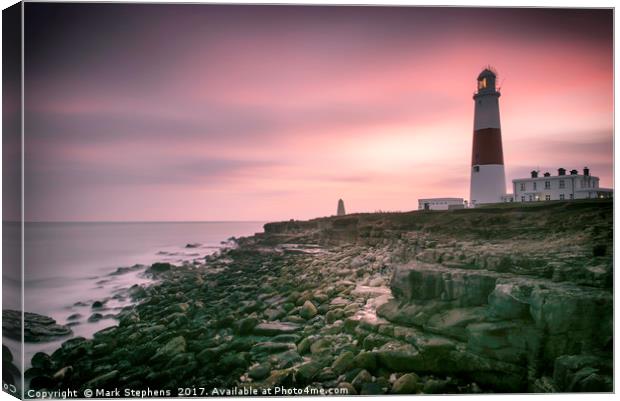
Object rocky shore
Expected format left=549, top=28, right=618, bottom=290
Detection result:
left=17, top=200, right=613, bottom=394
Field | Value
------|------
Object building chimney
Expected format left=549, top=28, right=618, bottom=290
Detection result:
left=570, top=169, right=578, bottom=175
left=531, top=170, right=538, bottom=178
left=558, top=168, right=566, bottom=176
left=583, top=167, right=590, bottom=176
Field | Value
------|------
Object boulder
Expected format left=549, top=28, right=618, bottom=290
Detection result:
left=295, top=361, right=322, bottom=386
left=351, top=369, right=373, bottom=391
left=390, top=263, right=499, bottom=306
left=147, top=262, right=173, bottom=274
left=331, top=351, right=355, bottom=374
left=151, top=336, right=186, bottom=363
left=253, top=322, right=301, bottom=336
left=553, top=354, right=612, bottom=392
left=2, top=310, right=72, bottom=343
left=299, top=301, right=318, bottom=320
left=248, top=363, right=271, bottom=380
left=488, top=282, right=531, bottom=319
left=391, top=373, right=419, bottom=394
left=310, top=338, right=331, bottom=355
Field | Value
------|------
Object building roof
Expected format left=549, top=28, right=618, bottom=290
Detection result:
left=418, top=197, right=464, bottom=202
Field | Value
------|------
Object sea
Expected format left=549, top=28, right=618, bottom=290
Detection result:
left=2, top=221, right=265, bottom=370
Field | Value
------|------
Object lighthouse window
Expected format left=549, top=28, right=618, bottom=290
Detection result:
left=473, top=166, right=480, bottom=172
left=478, top=78, right=487, bottom=90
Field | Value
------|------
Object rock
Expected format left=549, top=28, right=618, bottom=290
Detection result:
left=337, top=382, right=357, bottom=395
left=353, top=351, right=377, bottom=371
left=31, top=352, right=53, bottom=371
left=147, top=262, right=172, bottom=274
left=390, top=263, right=498, bottom=306
left=2, top=345, right=12, bottom=363
left=253, top=322, right=301, bottom=336
left=66, top=313, right=82, bottom=321
left=297, top=337, right=312, bottom=355
left=295, top=361, right=322, bottom=385
left=361, top=382, right=384, bottom=395
left=374, top=342, right=424, bottom=372
left=351, top=369, right=373, bottom=391
left=185, top=243, right=201, bottom=248
left=299, top=301, right=318, bottom=320
left=316, top=367, right=337, bottom=381
left=52, top=366, right=73, bottom=381
left=235, top=317, right=259, bottom=335
left=325, top=309, right=344, bottom=324
left=30, top=375, right=56, bottom=390
left=424, top=307, right=487, bottom=341
left=332, top=351, right=355, bottom=374
left=248, top=363, right=271, bottom=380
left=85, top=370, right=119, bottom=388
left=219, top=352, right=249, bottom=373
left=92, top=300, right=105, bottom=309
left=2, top=310, right=72, bottom=343
left=88, top=313, right=103, bottom=323
left=391, top=373, right=419, bottom=394
left=422, top=378, right=451, bottom=394
left=310, top=338, right=331, bottom=354
left=264, top=369, right=295, bottom=387
left=271, top=350, right=303, bottom=369
left=488, top=282, right=531, bottom=319
left=553, top=354, right=612, bottom=392
left=151, top=336, right=186, bottom=362
left=271, top=334, right=300, bottom=343
left=252, top=342, right=295, bottom=355
left=363, top=333, right=391, bottom=350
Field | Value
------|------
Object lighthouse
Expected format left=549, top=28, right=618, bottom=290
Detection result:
left=469, top=67, right=506, bottom=206
left=337, top=199, right=346, bottom=216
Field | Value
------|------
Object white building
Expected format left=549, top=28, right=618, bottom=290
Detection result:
left=418, top=198, right=465, bottom=211
left=508, top=167, right=612, bottom=202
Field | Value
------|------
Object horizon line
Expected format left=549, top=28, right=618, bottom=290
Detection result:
left=5, top=220, right=270, bottom=224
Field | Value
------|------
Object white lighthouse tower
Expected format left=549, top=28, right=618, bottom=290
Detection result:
left=469, top=67, right=506, bottom=206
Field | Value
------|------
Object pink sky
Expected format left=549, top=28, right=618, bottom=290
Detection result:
left=24, top=5, right=613, bottom=221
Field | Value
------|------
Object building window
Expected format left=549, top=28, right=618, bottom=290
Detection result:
left=545, top=181, right=550, bottom=189
left=559, top=194, right=565, bottom=200
left=520, top=183, right=525, bottom=191
left=569, top=194, right=574, bottom=199
left=545, top=195, right=551, bottom=201
left=478, top=78, right=487, bottom=90
left=528, top=195, right=533, bottom=202
left=559, top=180, right=565, bottom=189
left=533, top=182, right=537, bottom=190
left=521, top=196, right=525, bottom=202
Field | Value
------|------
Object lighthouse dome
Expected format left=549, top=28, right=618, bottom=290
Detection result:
left=477, top=68, right=497, bottom=80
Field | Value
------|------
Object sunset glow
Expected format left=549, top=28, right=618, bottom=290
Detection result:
left=24, top=4, right=613, bottom=221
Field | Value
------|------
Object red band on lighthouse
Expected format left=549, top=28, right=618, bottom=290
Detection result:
left=471, top=128, right=504, bottom=165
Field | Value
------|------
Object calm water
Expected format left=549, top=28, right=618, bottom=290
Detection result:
left=4, top=221, right=265, bottom=368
